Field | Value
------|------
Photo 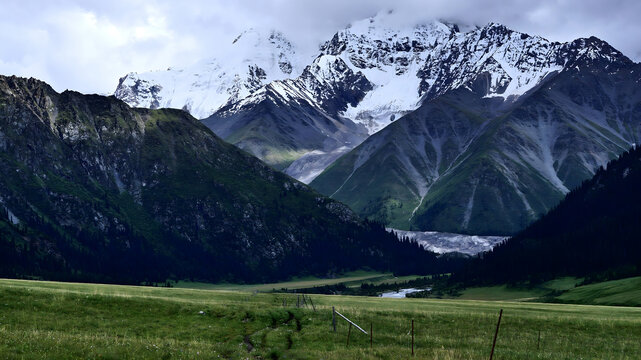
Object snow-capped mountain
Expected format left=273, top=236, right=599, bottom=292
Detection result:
left=198, top=13, right=582, bottom=181
left=114, top=11, right=627, bottom=136
left=311, top=35, right=641, bottom=235
left=320, top=15, right=573, bottom=134
left=312, top=13, right=629, bottom=136
left=116, top=13, right=630, bottom=131
left=114, top=29, right=307, bottom=119
left=214, top=54, right=373, bottom=119
left=318, top=15, right=455, bottom=134
left=114, top=10, right=640, bottom=209
left=201, top=54, right=371, bottom=171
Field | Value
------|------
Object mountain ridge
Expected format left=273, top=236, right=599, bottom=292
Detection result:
left=114, top=29, right=308, bottom=119
left=113, top=14, right=641, bottom=236
left=0, top=74, right=444, bottom=284
left=311, top=43, right=641, bottom=234
left=117, top=15, right=595, bottom=183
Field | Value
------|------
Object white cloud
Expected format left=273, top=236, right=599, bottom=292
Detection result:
left=0, top=0, right=639, bottom=94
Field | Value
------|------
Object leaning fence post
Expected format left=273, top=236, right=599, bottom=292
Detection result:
left=411, top=319, right=415, bottom=356
left=346, top=323, right=352, bottom=346
left=333, top=309, right=368, bottom=334
left=489, top=309, right=503, bottom=360
left=332, top=306, right=336, bottom=332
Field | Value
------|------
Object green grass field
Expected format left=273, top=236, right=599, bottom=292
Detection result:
left=456, top=277, right=583, bottom=301
left=172, top=271, right=421, bottom=292
left=1, top=278, right=640, bottom=359
left=556, top=277, right=641, bottom=307
left=455, top=276, right=641, bottom=307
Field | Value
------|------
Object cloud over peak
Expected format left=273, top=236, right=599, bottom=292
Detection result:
left=0, top=0, right=638, bottom=94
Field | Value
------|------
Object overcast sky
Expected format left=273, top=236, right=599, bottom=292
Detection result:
left=1, top=0, right=639, bottom=94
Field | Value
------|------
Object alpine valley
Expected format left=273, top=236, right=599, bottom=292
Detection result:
left=116, top=11, right=641, bottom=237
left=3, top=5, right=641, bottom=359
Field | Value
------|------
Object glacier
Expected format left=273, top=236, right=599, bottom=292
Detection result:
left=389, top=228, right=506, bottom=255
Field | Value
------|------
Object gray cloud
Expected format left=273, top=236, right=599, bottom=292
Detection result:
left=0, top=0, right=639, bottom=94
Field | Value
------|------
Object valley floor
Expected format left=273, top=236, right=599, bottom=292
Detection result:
left=1, top=278, right=640, bottom=359
left=171, top=270, right=418, bottom=292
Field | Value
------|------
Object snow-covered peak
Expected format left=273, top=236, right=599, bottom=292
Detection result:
left=315, top=15, right=574, bottom=133
left=229, top=29, right=301, bottom=76
left=304, top=55, right=348, bottom=83
left=218, top=54, right=372, bottom=118
left=114, top=29, right=305, bottom=119
left=422, top=22, right=565, bottom=101
left=321, top=14, right=455, bottom=71
left=115, top=15, right=633, bottom=136
left=320, top=18, right=573, bottom=133
left=319, top=15, right=458, bottom=133
left=560, top=36, right=633, bottom=70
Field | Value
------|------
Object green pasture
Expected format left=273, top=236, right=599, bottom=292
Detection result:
left=0, top=278, right=640, bottom=359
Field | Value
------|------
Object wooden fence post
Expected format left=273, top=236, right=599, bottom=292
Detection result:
left=489, top=309, right=503, bottom=360
left=411, top=319, right=414, bottom=356
left=537, top=330, right=541, bottom=350
left=332, top=306, right=336, bottom=332
left=347, top=323, right=352, bottom=346
left=370, top=323, right=373, bottom=349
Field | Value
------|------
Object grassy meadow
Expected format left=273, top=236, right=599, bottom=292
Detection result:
left=1, top=278, right=640, bottom=359
left=556, top=276, right=641, bottom=307
left=455, top=277, right=583, bottom=301
left=171, top=270, right=422, bottom=292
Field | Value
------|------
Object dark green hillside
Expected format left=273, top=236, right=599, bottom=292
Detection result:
left=455, top=145, right=641, bottom=285
left=0, top=75, right=444, bottom=284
